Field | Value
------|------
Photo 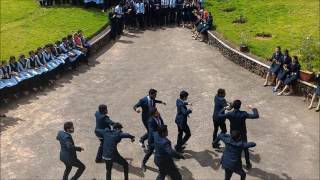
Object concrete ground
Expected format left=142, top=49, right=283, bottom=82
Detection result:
left=0, top=27, right=319, bottom=180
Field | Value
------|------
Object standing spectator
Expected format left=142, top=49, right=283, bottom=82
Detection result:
left=115, top=2, right=125, bottom=35
left=135, top=0, right=145, bottom=29
left=308, top=73, right=320, bottom=112
left=109, top=9, right=118, bottom=40
left=56, top=122, right=86, bottom=180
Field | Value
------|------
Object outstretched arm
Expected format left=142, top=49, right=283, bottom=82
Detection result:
left=242, top=142, right=256, bottom=149
left=154, top=99, right=166, bottom=105
left=246, top=108, right=259, bottom=119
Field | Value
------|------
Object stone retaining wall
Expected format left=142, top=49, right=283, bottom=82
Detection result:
left=207, top=31, right=317, bottom=97
left=88, top=28, right=111, bottom=55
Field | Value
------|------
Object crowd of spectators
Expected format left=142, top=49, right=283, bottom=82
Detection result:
left=108, top=0, right=213, bottom=40
left=0, top=30, right=90, bottom=103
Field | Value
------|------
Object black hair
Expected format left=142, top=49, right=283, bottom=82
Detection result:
left=284, top=49, right=289, bottom=54
left=149, top=89, right=157, bottom=95
left=67, top=34, right=72, bottom=39
left=9, top=56, right=15, bottom=60
left=231, top=130, right=241, bottom=141
left=233, top=100, right=242, bottom=110
left=217, top=88, right=225, bottom=97
left=98, top=104, right=107, bottom=113
left=276, top=46, right=281, bottom=50
left=29, top=50, right=34, bottom=55
left=180, top=90, right=189, bottom=99
left=157, top=125, right=168, bottom=135
left=64, top=121, right=74, bottom=131
left=113, top=122, right=123, bottom=130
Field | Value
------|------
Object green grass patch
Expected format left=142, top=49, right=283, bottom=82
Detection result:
left=205, top=0, right=320, bottom=71
left=1, top=0, right=109, bottom=61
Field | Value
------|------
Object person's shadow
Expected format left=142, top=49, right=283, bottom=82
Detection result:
left=113, top=158, right=145, bottom=178
left=183, top=149, right=221, bottom=170
left=247, top=168, right=292, bottom=180
left=179, top=166, right=196, bottom=180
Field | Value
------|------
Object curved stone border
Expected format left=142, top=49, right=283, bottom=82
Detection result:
left=88, top=27, right=111, bottom=55
left=207, top=30, right=317, bottom=97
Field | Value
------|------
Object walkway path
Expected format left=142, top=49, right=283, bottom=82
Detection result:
left=1, top=27, right=319, bottom=179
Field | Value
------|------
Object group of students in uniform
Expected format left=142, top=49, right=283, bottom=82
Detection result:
left=264, top=46, right=301, bottom=96
left=0, top=30, right=90, bottom=102
left=57, top=88, right=261, bottom=180
left=108, top=0, right=211, bottom=40
left=263, top=46, right=320, bottom=112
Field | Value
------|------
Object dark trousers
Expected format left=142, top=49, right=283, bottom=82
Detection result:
left=142, top=145, right=154, bottom=165
left=241, top=133, right=250, bottom=165
left=155, top=158, right=182, bottom=180
left=55, top=0, right=61, bottom=5
left=96, top=138, right=103, bottom=161
left=225, top=167, right=246, bottom=180
left=137, top=13, right=144, bottom=29
left=105, top=153, right=129, bottom=180
left=176, top=123, right=191, bottom=150
left=62, top=159, right=85, bottom=180
left=212, top=119, right=227, bottom=143
left=140, top=119, right=149, bottom=143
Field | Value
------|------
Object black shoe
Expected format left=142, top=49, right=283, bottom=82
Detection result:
left=95, top=159, right=104, bottom=163
left=175, top=146, right=184, bottom=153
left=245, top=163, right=252, bottom=170
left=212, top=142, right=220, bottom=149
left=141, top=163, right=147, bottom=172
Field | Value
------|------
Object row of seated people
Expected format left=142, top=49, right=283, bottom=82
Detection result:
left=263, top=46, right=320, bottom=112
left=191, top=9, right=213, bottom=41
left=0, top=30, right=90, bottom=101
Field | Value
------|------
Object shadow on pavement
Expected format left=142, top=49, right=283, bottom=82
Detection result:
left=247, top=168, right=292, bottom=180
left=0, top=116, right=25, bottom=133
left=184, top=149, right=221, bottom=170
left=180, top=166, right=196, bottom=180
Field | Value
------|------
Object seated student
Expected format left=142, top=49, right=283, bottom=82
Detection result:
left=73, top=33, right=88, bottom=56
left=53, top=42, right=66, bottom=60
left=264, top=46, right=283, bottom=86
left=277, top=56, right=301, bottom=96
left=194, top=11, right=212, bottom=42
left=59, top=38, right=78, bottom=69
left=1, top=60, right=19, bottom=88
left=308, top=73, right=320, bottom=112
left=8, top=56, right=19, bottom=76
left=37, top=47, right=49, bottom=67
left=77, top=30, right=91, bottom=49
left=44, top=45, right=62, bottom=68
left=10, top=55, right=33, bottom=83
left=67, top=34, right=87, bottom=64
left=273, top=49, right=292, bottom=92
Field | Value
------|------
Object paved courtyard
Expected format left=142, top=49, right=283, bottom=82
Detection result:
left=0, top=27, right=319, bottom=179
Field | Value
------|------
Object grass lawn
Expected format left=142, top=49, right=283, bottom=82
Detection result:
left=1, top=0, right=108, bottom=61
left=205, top=0, right=320, bottom=71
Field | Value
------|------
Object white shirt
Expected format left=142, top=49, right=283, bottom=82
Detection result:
left=115, top=5, right=123, bottom=18
left=135, top=3, right=145, bottom=14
